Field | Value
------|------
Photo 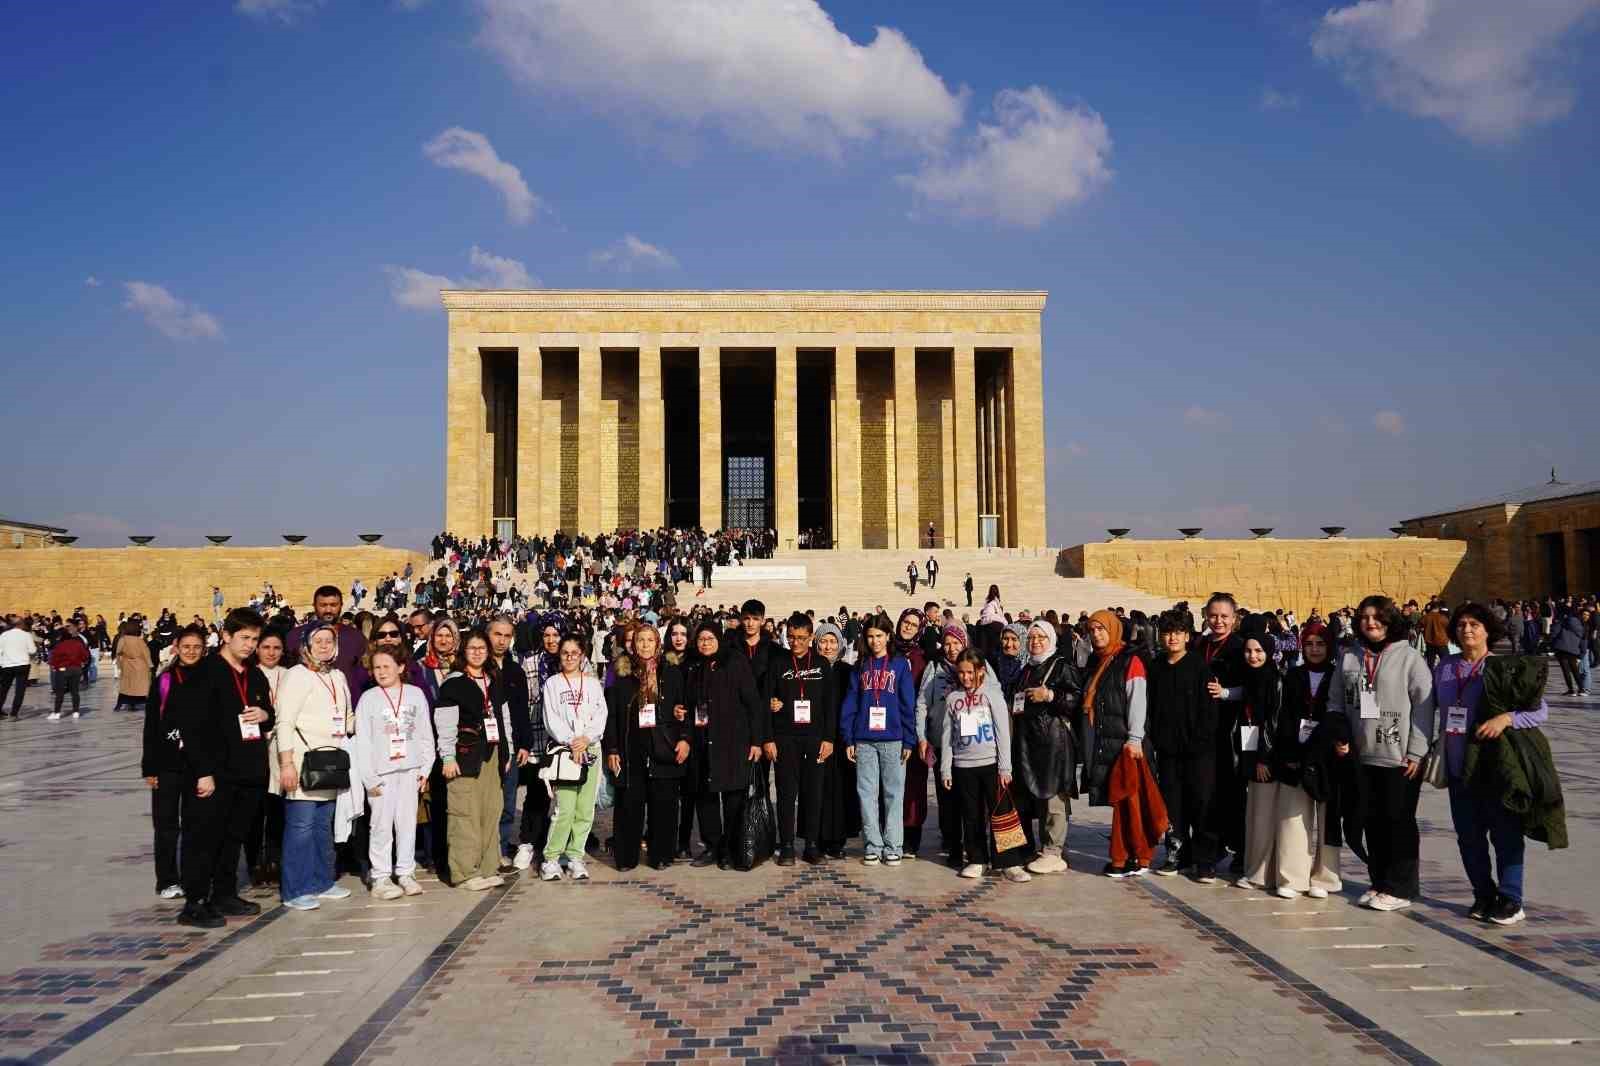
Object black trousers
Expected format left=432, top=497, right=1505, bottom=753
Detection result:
left=1555, top=652, right=1583, bottom=693
left=1209, top=725, right=1245, bottom=856
left=244, top=793, right=284, bottom=875
left=519, top=777, right=550, bottom=851
left=1361, top=764, right=1423, bottom=899
left=774, top=736, right=824, bottom=846
left=0, top=665, right=28, bottom=715
left=615, top=774, right=680, bottom=868
left=151, top=772, right=185, bottom=890
left=697, top=787, right=748, bottom=858
left=950, top=763, right=1024, bottom=868
left=182, top=779, right=263, bottom=902
left=1156, top=751, right=1219, bottom=869
left=935, top=770, right=964, bottom=858
left=51, top=668, right=82, bottom=715
left=908, top=574, right=918, bottom=594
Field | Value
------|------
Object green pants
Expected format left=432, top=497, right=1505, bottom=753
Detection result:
left=446, top=748, right=502, bottom=884
left=544, top=753, right=602, bottom=863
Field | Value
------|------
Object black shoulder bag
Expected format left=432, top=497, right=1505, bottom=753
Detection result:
left=295, top=726, right=351, bottom=791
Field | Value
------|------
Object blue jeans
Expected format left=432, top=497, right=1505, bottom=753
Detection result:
left=1448, top=781, right=1525, bottom=905
left=854, top=740, right=906, bottom=858
left=500, top=761, right=519, bottom=857
left=281, top=798, right=335, bottom=902
left=1578, top=654, right=1591, bottom=695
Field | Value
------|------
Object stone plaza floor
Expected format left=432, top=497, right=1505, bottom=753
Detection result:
left=0, top=671, right=1596, bottom=1065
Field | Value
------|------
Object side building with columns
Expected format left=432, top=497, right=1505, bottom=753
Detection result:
left=440, top=290, right=1047, bottom=549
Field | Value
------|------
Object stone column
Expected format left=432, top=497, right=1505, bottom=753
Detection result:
left=445, top=328, right=484, bottom=535
left=515, top=340, right=541, bottom=536
left=637, top=343, right=665, bottom=531
left=1011, top=337, right=1047, bottom=548
left=832, top=343, right=862, bottom=549
left=893, top=346, right=919, bottom=551
left=774, top=343, right=799, bottom=549
left=995, top=371, right=1010, bottom=547
left=952, top=344, right=979, bottom=548
left=698, top=343, right=722, bottom=531
left=577, top=342, right=602, bottom=534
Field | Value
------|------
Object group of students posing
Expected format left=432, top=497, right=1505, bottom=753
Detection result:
left=141, top=587, right=1551, bottom=931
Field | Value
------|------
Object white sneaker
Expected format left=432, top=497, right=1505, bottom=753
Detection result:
left=398, top=876, right=423, bottom=896
left=539, top=861, right=563, bottom=882
left=483, top=874, right=506, bottom=887
left=568, top=860, right=590, bottom=881
left=371, top=881, right=404, bottom=901
left=1307, top=886, right=1329, bottom=900
left=1003, top=867, right=1032, bottom=883
left=1274, top=886, right=1299, bottom=900
left=1368, top=893, right=1412, bottom=912
left=1357, top=890, right=1378, bottom=907
left=318, top=884, right=352, bottom=900
left=1233, top=876, right=1254, bottom=889
left=46, top=712, right=60, bottom=721
left=72, top=711, right=80, bottom=719
left=862, top=854, right=881, bottom=867
left=460, top=876, right=490, bottom=891
left=1026, top=854, right=1068, bottom=875
left=284, top=895, right=320, bottom=911
left=513, top=843, right=535, bottom=870
left=959, top=863, right=985, bottom=879
left=157, top=884, right=184, bottom=900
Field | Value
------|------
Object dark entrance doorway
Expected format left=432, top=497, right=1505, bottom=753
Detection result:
left=663, top=351, right=699, bottom=528
left=1540, top=532, right=1568, bottom=597
left=797, top=353, right=833, bottom=546
left=721, top=352, right=774, bottom=531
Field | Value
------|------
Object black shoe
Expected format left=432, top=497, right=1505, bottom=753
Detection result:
left=210, top=895, right=261, bottom=917
left=1122, top=861, right=1148, bottom=878
left=1488, top=895, right=1526, bottom=926
left=801, top=845, right=822, bottom=866
left=616, top=863, right=637, bottom=873
left=823, top=846, right=845, bottom=860
left=177, top=903, right=225, bottom=929
left=717, top=856, right=730, bottom=871
left=1194, top=866, right=1218, bottom=884
left=776, top=846, right=796, bottom=867
left=650, top=859, right=673, bottom=871
left=1102, top=862, right=1126, bottom=878
left=690, top=851, right=718, bottom=868
left=1467, top=895, right=1495, bottom=922
left=1154, top=853, right=1184, bottom=877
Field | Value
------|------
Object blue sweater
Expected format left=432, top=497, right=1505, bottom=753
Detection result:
left=841, top=654, right=918, bottom=749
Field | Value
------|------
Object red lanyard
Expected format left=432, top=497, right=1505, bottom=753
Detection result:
left=563, top=673, right=583, bottom=711
left=867, top=655, right=889, bottom=700
left=792, top=651, right=809, bottom=699
left=228, top=665, right=249, bottom=709
left=315, top=670, right=341, bottom=710
left=473, top=674, right=492, bottom=716
left=380, top=683, right=404, bottom=721
left=1362, top=647, right=1386, bottom=690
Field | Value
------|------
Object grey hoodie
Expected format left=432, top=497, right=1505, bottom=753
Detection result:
left=1329, top=641, right=1435, bottom=769
left=939, top=674, right=1012, bottom=777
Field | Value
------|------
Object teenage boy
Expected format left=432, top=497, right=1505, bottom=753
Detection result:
left=1147, top=611, right=1220, bottom=881
left=766, top=614, right=837, bottom=865
left=174, top=608, right=275, bottom=928
left=738, top=599, right=779, bottom=698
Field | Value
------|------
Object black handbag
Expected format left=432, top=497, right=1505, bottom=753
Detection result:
left=295, top=727, right=351, bottom=792
left=732, top=761, right=776, bottom=871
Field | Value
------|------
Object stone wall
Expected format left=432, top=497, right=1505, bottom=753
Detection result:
left=1059, top=538, right=1475, bottom=617
left=0, top=546, right=429, bottom=622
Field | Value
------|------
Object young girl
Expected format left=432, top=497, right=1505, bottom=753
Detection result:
left=540, top=634, right=608, bottom=881
left=941, top=650, right=1027, bottom=882
left=842, top=613, right=917, bottom=867
left=353, top=648, right=432, bottom=899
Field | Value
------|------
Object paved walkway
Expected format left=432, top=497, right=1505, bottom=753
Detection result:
left=0, top=668, right=1596, bottom=1066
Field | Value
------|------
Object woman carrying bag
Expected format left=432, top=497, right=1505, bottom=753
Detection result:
left=435, top=629, right=513, bottom=891
left=540, top=634, right=608, bottom=881
left=273, top=623, right=357, bottom=912
left=940, top=649, right=1029, bottom=882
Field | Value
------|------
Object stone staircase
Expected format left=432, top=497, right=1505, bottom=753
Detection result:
left=694, top=548, right=1173, bottom=619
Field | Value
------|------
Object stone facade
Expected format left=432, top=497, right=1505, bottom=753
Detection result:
left=440, top=290, right=1048, bottom=548
left=1, top=518, right=67, bottom=550
left=1060, top=538, right=1473, bottom=618
left=0, top=546, right=428, bottom=622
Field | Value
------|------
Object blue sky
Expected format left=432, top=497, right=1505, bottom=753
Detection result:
left=3, top=0, right=1598, bottom=550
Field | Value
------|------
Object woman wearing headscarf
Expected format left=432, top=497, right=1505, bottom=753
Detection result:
left=605, top=625, right=690, bottom=871
left=1235, top=632, right=1284, bottom=890
left=1264, top=621, right=1347, bottom=899
left=916, top=622, right=969, bottom=867
left=1014, top=620, right=1082, bottom=876
left=1080, top=610, right=1153, bottom=877
left=814, top=621, right=861, bottom=859
left=1329, top=596, right=1435, bottom=912
left=686, top=622, right=766, bottom=869
left=992, top=623, right=1029, bottom=700
left=893, top=608, right=932, bottom=858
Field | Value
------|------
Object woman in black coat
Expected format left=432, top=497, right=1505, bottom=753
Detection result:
left=687, top=622, right=767, bottom=869
left=604, top=625, right=690, bottom=871
left=813, top=622, right=860, bottom=858
left=1012, top=621, right=1082, bottom=875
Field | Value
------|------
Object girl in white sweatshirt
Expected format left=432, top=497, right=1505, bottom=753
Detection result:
left=352, top=649, right=433, bottom=900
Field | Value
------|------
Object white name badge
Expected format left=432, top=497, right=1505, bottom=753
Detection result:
left=1011, top=693, right=1025, bottom=716
left=1445, top=705, right=1469, bottom=736
left=238, top=715, right=261, bottom=741
left=868, top=705, right=887, bottom=732
left=388, top=725, right=407, bottom=761
left=793, top=699, right=811, bottom=725
left=483, top=713, right=500, bottom=744
left=1359, top=689, right=1380, bottom=720
left=959, top=710, right=979, bottom=738
left=695, top=706, right=709, bottom=727
left=1298, top=718, right=1316, bottom=745
left=1239, top=725, right=1260, bottom=752
left=639, top=703, right=657, bottom=729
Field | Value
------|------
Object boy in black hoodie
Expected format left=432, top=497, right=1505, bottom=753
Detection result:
left=1148, top=610, right=1220, bottom=881
left=171, top=608, right=275, bottom=928
left=766, top=613, right=838, bottom=866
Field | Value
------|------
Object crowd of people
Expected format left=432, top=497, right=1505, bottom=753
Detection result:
left=0, top=529, right=1582, bottom=937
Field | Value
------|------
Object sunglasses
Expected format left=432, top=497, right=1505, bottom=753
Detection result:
left=376, top=629, right=402, bottom=638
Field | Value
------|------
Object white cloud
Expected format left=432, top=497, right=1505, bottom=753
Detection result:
left=1312, top=0, right=1600, bottom=142
left=383, top=246, right=536, bottom=311
left=1259, top=86, right=1301, bottom=111
left=589, top=234, right=679, bottom=272
left=898, top=87, right=1111, bottom=226
left=83, top=275, right=101, bottom=287
left=235, top=0, right=323, bottom=23
left=423, top=127, right=539, bottom=224
left=474, top=0, right=965, bottom=156
left=1374, top=409, right=1406, bottom=434
left=1183, top=405, right=1230, bottom=429
left=121, top=282, right=223, bottom=341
